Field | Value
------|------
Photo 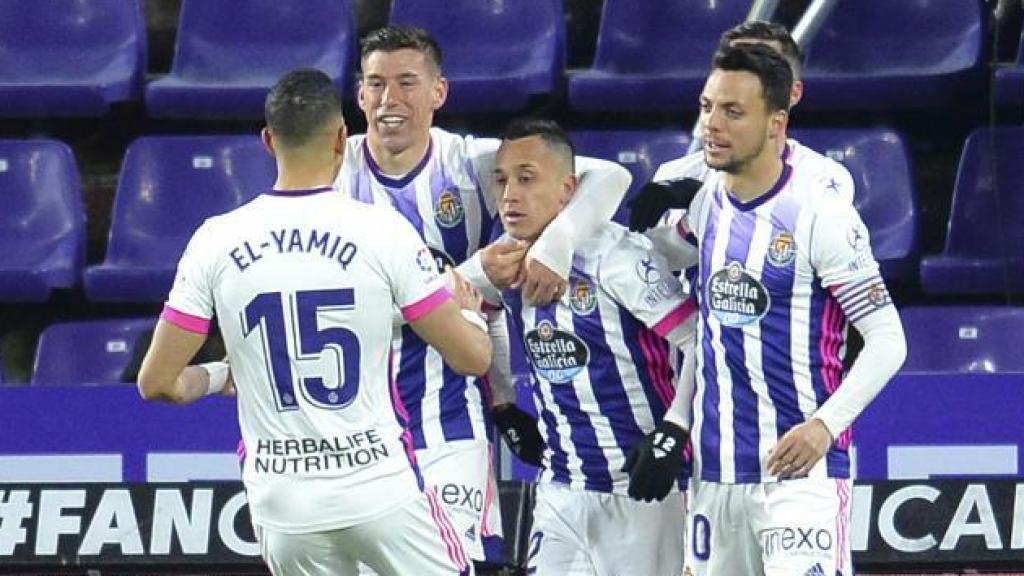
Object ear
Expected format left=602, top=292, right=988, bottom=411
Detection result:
left=261, top=128, right=276, bottom=158
left=335, top=123, right=348, bottom=155
left=768, top=109, right=788, bottom=141
left=790, top=80, right=804, bottom=107
left=560, top=173, right=579, bottom=207
left=432, top=75, right=449, bottom=110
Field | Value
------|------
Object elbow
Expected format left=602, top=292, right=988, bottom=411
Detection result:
left=137, top=374, right=163, bottom=402
left=449, top=337, right=493, bottom=377
left=137, top=368, right=180, bottom=403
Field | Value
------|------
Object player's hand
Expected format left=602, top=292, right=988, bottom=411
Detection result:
left=626, top=178, right=704, bottom=232
left=622, top=420, right=688, bottom=502
left=521, top=256, right=566, bottom=306
left=766, top=418, right=833, bottom=478
left=448, top=269, right=483, bottom=314
left=480, top=240, right=529, bottom=289
left=493, top=403, right=546, bottom=467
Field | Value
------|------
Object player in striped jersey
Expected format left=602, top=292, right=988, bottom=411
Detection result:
left=630, top=21, right=855, bottom=263
left=334, top=27, right=631, bottom=566
left=471, top=118, right=697, bottom=576
left=627, top=45, right=906, bottom=576
left=137, top=69, right=488, bottom=576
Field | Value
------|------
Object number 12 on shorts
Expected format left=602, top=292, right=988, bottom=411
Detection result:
left=242, top=289, right=362, bottom=411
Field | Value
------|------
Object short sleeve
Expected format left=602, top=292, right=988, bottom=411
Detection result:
left=598, top=235, right=696, bottom=340
left=381, top=211, right=451, bottom=322
left=163, top=221, right=217, bottom=334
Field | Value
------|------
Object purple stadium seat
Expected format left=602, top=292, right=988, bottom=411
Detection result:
left=389, top=0, right=563, bottom=113
left=0, top=140, right=85, bottom=301
left=789, top=129, right=918, bottom=281
left=31, top=318, right=155, bottom=385
left=921, top=128, right=1024, bottom=295
left=800, top=0, right=985, bottom=110
left=0, top=0, right=145, bottom=117
left=146, top=0, right=354, bottom=118
left=995, top=29, right=1024, bottom=106
left=84, top=136, right=275, bottom=302
left=569, top=130, right=691, bottom=224
left=900, top=306, right=1024, bottom=373
left=568, top=0, right=749, bottom=112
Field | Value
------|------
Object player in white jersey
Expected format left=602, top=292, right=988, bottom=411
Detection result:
left=625, top=46, right=907, bottom=576
left=335, top=26, right=631, bottom=566
left=136, top=69, right=492, bottom=576
left=468, top=118, right=697, bottom=576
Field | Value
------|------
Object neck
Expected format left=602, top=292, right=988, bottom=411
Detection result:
left=273, top=155, right=338, bottom=191
left=722, top=151, right=785, bottom=204
left=366, top=134, right=430, bottom=175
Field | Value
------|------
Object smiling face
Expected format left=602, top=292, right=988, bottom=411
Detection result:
left=699, top=68, right=783, bottom=176
left=493, top=135, right=576, bottom=242
left=358, top=48, right=447, bottom=158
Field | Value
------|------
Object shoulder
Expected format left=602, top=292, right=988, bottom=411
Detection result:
left=653, top=150, right=711, bottom=182
left=788, top=139, right=855, bottom=205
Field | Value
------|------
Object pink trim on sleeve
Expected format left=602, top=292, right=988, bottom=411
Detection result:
left=652, top=298, right=698, bottom=338
left=161, top=304, right=211, bottom=334
left=401, top=286, right=453, bottom=322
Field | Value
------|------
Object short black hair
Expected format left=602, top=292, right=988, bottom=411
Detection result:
left=264, top=68, right=342, bottom=148
left=712, top=43, right=793, bottom=113
left=360, top=26, right=442, bottom=73
left=719, top=21, right=803, bottom=80
left=501, top=117, right=575, bottom=172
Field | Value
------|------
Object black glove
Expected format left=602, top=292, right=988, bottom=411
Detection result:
left=626, top=177, right=704, bottom=233
left=622, top=420, right=689, bottom=502
left=494, top=404, right=546, bottom=467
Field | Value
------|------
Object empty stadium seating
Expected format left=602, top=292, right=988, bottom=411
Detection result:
left=995, top=28, right=1024, bottom=106
left=790, top=128, right=918, bottom=281
left=0, top=140, right=85, bottom=301
left=568, top=0, right=749, bottom=112
left=389, top=0, right=563, bottom=113
left=800, top=0, right=986, bottom=109
left=900, top=306, right=1024, bottom=373
left=569, top=130, right=692, bottom=223
left=84, top=136, right=275, bottom=302
left=146, top=0, right=355, bottom=118
left=31, top=318, right=155, bottom=385
left=920, top=128, right=1024, bottom=294
left=0, top=0, right=146, bottom=117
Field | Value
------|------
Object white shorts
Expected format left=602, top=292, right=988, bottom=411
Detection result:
left=685, top=476, right=853, bottom=576
left=417, top=438, right=503, bottom=562
left=257, top=488, right=471, bottom=576
left=528, top=482, right=686, bottom=576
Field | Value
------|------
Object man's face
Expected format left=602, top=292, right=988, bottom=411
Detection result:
left=699, top=68, right=781, bottom=175
left=493, top=136, right=575, bottom=242
left=358, top=48, right=447, bottom=156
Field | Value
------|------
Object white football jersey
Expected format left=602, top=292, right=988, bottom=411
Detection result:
left=164, top=187, right=450, bottom=533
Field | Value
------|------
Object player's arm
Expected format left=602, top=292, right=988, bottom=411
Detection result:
left=767, top=205, right=907, bottom=478
left=408, top=298, right=492, bottom=377
left=138, top=221, right=232, bottom=404
left=138, top=319, right=231, bottom=403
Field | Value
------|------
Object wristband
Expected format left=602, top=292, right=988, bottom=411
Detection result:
left=201, top=361, right=229, bottom=396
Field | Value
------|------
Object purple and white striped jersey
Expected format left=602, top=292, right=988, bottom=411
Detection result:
left=482, top=224, right=696, bottom=495
left=334, top=128, right=498, bottom=450
left=684, top=162, right=891, bottom=484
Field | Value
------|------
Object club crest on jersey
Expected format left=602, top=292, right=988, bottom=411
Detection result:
left=568, top=278, right=597, bottom=315
left=524, top=319, right=590, bottom=383
left=768, top=231, right=796, bottom=267
left=636, top=257, right=662, bottom=284
left=434, top=189, right=465, bottom=228
left=707, top=261, right=771, bottom=326
left=867, top=282, right=889, bottom=307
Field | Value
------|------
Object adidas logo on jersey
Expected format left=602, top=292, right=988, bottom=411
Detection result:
left=803, top=562, right=826, bottom=576
left=464, top=524, right=476, bottom=541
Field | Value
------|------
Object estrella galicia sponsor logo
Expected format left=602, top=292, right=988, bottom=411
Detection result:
left=568, top=277, right=597, bottom=315
left=706, top=262, right=770, bottom=326
left=635, top=257, right=662, bottom=284
left=524, top=320, right=590, bottom=383
left=761, top=526, right=834, bottom=561
left=434, top=189, right=465, bottom=228
left=767, top=230, right=796, bottom=267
